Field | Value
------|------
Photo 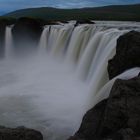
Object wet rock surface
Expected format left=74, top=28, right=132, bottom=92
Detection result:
left=0, top=126, right=43, bottom=140
left=12, top=17, right=43, bottom=54
left=108, top=31, right=140, bottom=79
left=75, top=20, right=94, bottom=26
left=68, top=75, right=140, bottom=140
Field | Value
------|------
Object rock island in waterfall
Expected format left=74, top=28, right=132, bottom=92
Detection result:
left=0, top=1, right=140, bottom=140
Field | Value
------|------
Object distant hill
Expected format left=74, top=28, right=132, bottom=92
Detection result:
left=4, top=4, right=140, bottom=21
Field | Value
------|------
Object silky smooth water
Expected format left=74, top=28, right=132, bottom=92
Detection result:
left=1, top=21, right=140, bottom=140
left=0, top=56, right=89, bottom=140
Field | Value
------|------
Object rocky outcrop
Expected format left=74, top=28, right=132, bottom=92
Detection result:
left=68, top=100, right=107, bottom=140
left=108, top=31, right=140, bottom=79
left=68, top=75, right=140, bottom=140
left=12, top=17, right=43, bottom=55
left=75, top=20, right=94, bottom=26
left=0, top=126, right=43, bottom=140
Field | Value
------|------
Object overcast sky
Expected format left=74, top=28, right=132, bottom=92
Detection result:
left=0, top=0, right=140, bottom=15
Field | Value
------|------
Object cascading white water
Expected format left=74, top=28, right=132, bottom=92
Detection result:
left=77, top=30, right=104, bottom=79
left=50, top=24, right=74, bottom=56
left=5, top=26, right=13, bottom=58
left=87, top=29, right=128, bottom=97
left=39, top=26, right=50, bottom=52
left=1, top=21, right=140, bottom=140
left=89, top=67, right=140, bottom=108
left=66, top=24, right=95, bottom=62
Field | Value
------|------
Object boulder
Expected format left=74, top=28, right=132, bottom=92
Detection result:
left=108, top=31, right=140, bottom=79
left=68, top=75, right=140, bottom=140
left=0, top=126, right=43, bottom=140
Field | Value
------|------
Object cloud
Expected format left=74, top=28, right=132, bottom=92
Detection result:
left=0, top=0, right=139, bottom=14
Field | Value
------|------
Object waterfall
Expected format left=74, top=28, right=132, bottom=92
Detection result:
left=38, top=22, right=138, bottom=111
left=2, top=21, right=140, bottom=140
left=38, top=26, right=50, bottom=52
left=87, top=29, right=127, bottom=97
left=5, top=26, right=13, bottom=58
left=39, top=24, right=74, bottom=57
left=77, top=30, right=104, bottom=79
left=89, top=67, right=140, bottom=108
left=50, top=24, right=74, bottom=55
left=66, top=24, right=95, bottom=62
left=38, top=22, right=138, bottom=117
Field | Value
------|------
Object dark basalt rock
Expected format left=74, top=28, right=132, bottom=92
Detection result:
left=108, top=31, right=140, bottom=79
left=44, top=20, right=60, bottom=25
left=0, top=126, right=43, bottom=140
left=75, top=20, right=94, bottom=26
left=68, top=100, right=107, bottom=140
left=68, top=75, right=140, bottom=140
left=12, top=17, right=43, bottom=55
left=98, top=77, right=140, bottom=139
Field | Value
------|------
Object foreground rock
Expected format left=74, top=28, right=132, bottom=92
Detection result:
left=0, top=126, right=43, bottom=140
left=108, top=31, right=140, bottom=79
left=68, top=75, right=140, bottom=140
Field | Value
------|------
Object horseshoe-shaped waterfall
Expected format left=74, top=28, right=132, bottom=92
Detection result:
left=0, top=21, right=140, bottom=140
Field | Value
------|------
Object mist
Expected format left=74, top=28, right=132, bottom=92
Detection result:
left=1, top=21, right=140, bottom=140
left=0, top=52, right=91, bottom=140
